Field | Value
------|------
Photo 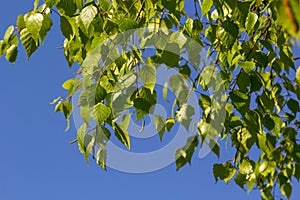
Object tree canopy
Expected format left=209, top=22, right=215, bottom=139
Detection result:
left=1, top=0, right=300, bottom=199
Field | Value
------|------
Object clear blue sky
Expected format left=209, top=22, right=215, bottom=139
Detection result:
left=0, top=1, right=299, bottom=200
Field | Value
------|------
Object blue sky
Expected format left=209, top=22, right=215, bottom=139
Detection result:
left=0, top=1, right=299, bottom=200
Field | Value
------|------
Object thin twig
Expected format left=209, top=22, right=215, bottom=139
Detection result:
left=294, top=56, right=300, bottom=60
left=124, top=0, right=140, bottom=17
left=51, top=8, right=61, bottom=17
left=135, top=0, right=145, bottom=22
left=194, top=0, right=200, bottom=19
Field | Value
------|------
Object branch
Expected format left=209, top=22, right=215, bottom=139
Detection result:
left=51, top=8, right=61, bottom=17
left=194, top=0, right=200, bottom=19
left=294, top=56, right=300, bottom=60
left=135, top=0, right=145, bottom=22
left=124, top=0, right=140, bottom=17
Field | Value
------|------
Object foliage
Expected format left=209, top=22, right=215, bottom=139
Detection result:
left=1, top=0, right=300, bottom=199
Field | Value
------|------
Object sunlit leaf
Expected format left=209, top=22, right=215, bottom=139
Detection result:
left=113, top=122, right=130, bottom=150
left=24, top=12, right=44, bottom=42
left=176, top=104, right=195, bottom=131
left=154, top=115, right=165, bottom=141
left=139, top=64, right=156, bottom=93
left=80, top=4, right=98, bottom=30
left=4, top=25, right=14, bottom=42
left=175, top=136, right=198, bottom=170
left=20, top=28, right=39, bottom=58
left=5, top=45, right=18, bottom=63
left=213, top=162, right=236, bottom=184
left=96, top=148, right=107, bottom=170
left=201, top=0, right=213, bottom=16
left=239, top=61, right=255, bottom=73
left=93, top=103, right=111, bottom=124
left=45, top=0, right=60, bottom=7
left=165, top=118, right=175, bottom=132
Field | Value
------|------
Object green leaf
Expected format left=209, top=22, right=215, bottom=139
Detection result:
left=169, top=73, right=186, bottom=92
left=179, top=65, right=191, bottom=78
left=80, top=4, right=98, bottom=30
left=258, top=91, right=274, bottom=112
left=296, top=66, right=300, bottom=85
left=213, top=162, right=236, bottom=184
left=237, top=71, right=250, bottom=92
left=64, top=36, right=84, bottom=67
left=258, top=161, right=276, bottom=176
left=96, top=148, right=107, bottom=170
left=84, top=134, right=95, bottom=163
left=54, top=101, right=73, bottom=130
left=280, top=46, right=295, bottom=72
left=211, top=142, right=220, bottom=158
left=77, top=123, right=87, bottom=154
left=56, top=0, right=77, bottom=16
left=294, top=164, right=300, bottom=181
left=245, top=12, right=258, bottom=34
left=95, top=82, right=107, bottom=104
left=287, top=98, right=299, bottom=114
left=176, top=104, right=195, bottom=131
left=250, top=72, right=263, bottom=92
left=62, top=102, right=73, bottom=131
left=280, top=183, right=292, bottom=199
left=80, top=106, right=90, bottom=125
left=0, top=40, right=6, bottom=56
left=229, top=90, right=249, bottom=114
left=257, top=132, right=269, bottom=154
left=119, top=113, right=132, bottom=130
left=34, top=0, right=39, bottom=11
left=113, top=122, right=130, bottom=150
left=163, top=82, right=169, bottom=102
left=263, top=114, right=282, bottom=138
left=99, top=0, right=111, bottom=12
left=40, top=14, right=52, bottom=43
left=175, top=136, right=198, bottom=170
left=62, top=78, right=77, bottom=97
left=239, top=61, right=255, bottom=73
left=75, top=124, right=95, bottom=163
left=16, top=14, right=25, bottom=33
left=115, top=18, right=138, bottom=32
left=20, top=28, right=39, bottom=58
left=232, top=1, right=249, bottom=26
left=165, top=118, right=175, bottom=132
left=24, top=12, right=44, bottom=42
left=7, top=33, right=18, bottom=47
left=93, top=103, right=111, bottom=124
left=201, top=0, right=213, bottom=16
left=45, top=0, right=60, bottom=7
left=50, top=97, right=61, bottom=105
left=4, top=25, right=14, bottom=42
left=5, top=45, right=18, bottom=63
left=133, top=88, right=157, bottom=121
left=217, top=19, right=238, bottom=49
left=96, top=125, right=111, bottom=144
left=139, top=64, right=156, bottom=93
left=154, top=115, right=165, bottom=141
left=234, top=173, right=247, bottom=190
left=60, top=16, right=75, bottom=40
left=161, top=43, right=180, bottom=67
left=239, top=159, right=253, bottom=175
left=199, top=93, right=211, bottom=117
